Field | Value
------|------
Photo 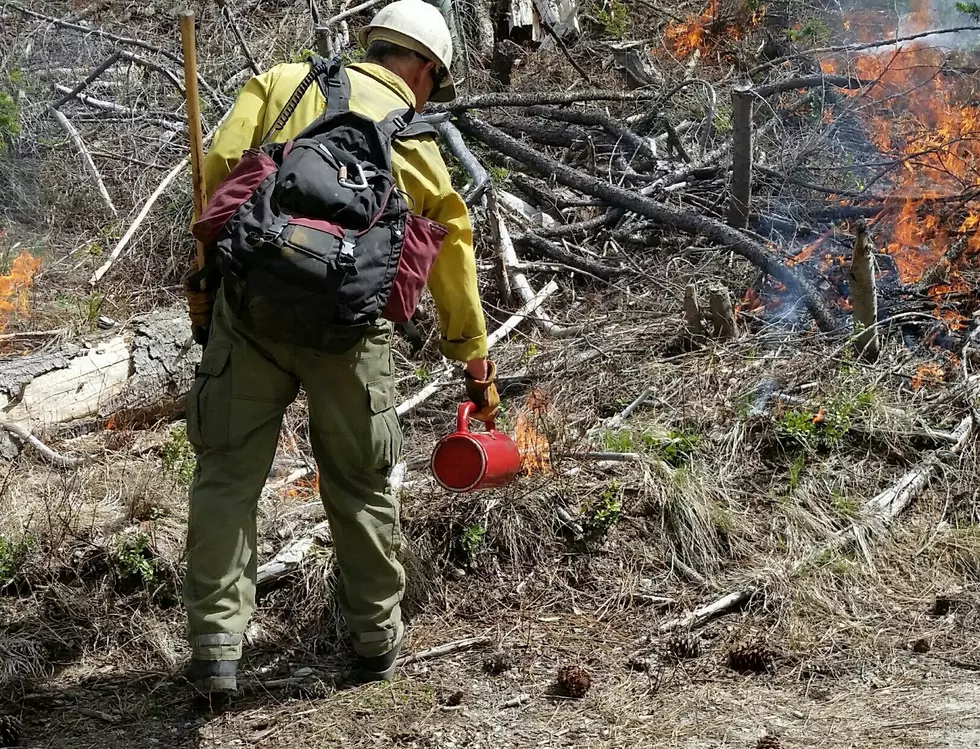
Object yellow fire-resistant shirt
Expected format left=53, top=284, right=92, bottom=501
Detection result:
left=202, top=62, right=488, bottom=362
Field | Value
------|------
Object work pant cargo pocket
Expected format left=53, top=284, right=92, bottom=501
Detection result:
left=186, top=342, right=232, bottom=452
left=366, top=376, right=403, bottom=474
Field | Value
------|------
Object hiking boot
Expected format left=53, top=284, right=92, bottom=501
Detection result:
left=186, top=658, right=239, bottom=700
left=350, top=641, right=402, bottom=684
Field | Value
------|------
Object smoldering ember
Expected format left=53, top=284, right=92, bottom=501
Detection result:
left=3, top=0, right=980, bottom=746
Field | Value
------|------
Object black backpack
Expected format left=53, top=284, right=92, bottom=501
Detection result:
left=193, top=56, right=447, bottom=348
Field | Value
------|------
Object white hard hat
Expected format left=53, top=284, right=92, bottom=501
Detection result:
left=358, top=0, right=456, bottom=102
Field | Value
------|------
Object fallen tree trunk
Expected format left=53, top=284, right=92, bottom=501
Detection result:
left=431, top=88, right=661, bottom=112
left=457, top=115, right=838, bottom=332
left=0, top=307, right=200, bottom=436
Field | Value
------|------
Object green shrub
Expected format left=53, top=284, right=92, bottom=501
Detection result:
left=459, top=523, right=486, bottom=559
left=113, top=533, right=159, bottom=586
left=0, top=535, right=32, bottom=584
left=583, top=481, right=622, bottom=543
left=162, top=424, right=196, bottom=485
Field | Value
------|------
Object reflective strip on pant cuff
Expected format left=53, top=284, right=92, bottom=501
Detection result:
left=193, top=633, right=243, bottom=647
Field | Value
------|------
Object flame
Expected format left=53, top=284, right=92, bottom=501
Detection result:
left=823, top=5, right=980, bottom=289
left=0, top=251, right=41, bottom=331
left=514, top=389, right=551, bottom=475
left=662, top=1, right=763, bottom=59
left=663, top=10, right=711, bottom=59
left=911, top=362, right=944, bottom=390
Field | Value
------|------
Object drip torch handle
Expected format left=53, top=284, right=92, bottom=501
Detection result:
left=457, top=401, right=496, bottom=433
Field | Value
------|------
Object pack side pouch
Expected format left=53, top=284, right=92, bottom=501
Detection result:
left=382, top=214, right=449, bottom=324
left=264, top=217, right=350, bottom=295
left=192, top=148, right=278, bottom=246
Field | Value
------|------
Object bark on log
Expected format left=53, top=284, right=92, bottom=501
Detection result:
left=457, top=115, right=837, bottom=332
left=431, top=89, right=660, bottom=113
left=0, top=307, right=200, bottom=433
left=526, top=106, right=655, bottom=161
left=849, top=220, right=879, bottom=362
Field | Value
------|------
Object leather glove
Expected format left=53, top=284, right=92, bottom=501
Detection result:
left=464, top=360, right=500, bottom=422
left=182, top=261, right=215, bottom=347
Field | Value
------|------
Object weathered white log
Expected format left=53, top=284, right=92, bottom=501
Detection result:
left=90, top=104, right=233, bottom=286
left=395, top=280, right=559, bottom=418
left=49, top=107, right=118, bottom=218
left=255, top=520, right=332, bottom=588
left=708, top=285, right=737, bottom=338
left=53, top=84, right=185, bottom=131
left=849, top=220, right=879, bottom=362
left=0, top=420, right=88, bottom=468
left=395, top=636, right=490, bottom=666
left=256, top=462, right=407, bottom=587
left=0, top=307, right=200, bottom=434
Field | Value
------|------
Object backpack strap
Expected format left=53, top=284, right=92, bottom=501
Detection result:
left=378, top=107, right=438, bottom=143
left=260, top=56, right=349, bottom=145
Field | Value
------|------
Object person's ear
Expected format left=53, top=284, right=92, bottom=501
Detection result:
left=422, top=60, right=437, bottom=88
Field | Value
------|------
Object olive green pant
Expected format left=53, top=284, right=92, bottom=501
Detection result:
left=183, top=290, right=404, bottom=661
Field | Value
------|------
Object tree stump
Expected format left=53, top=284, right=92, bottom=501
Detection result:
left=708, top=285, right=737, bottom=338
left=849, top=220, right=880, bottom=362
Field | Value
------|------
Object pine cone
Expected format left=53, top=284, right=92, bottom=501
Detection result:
left=727, top=642, right=776, bottom=674
left=666, top=632, right=703, bottom=661
left=756, top=734, right=783, bottom=749
left=556, top=664, right=592, bottom=699
left=0, top=714, right=22, bottom=748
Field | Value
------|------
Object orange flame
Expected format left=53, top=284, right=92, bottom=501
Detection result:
left=911, top=362, right=944, bottom=390
left=0, top=251, right=41, bottom=332
left=514, top=389, right=551, bottom=475
left=662, top=1, right=763, bottom=59
left=822, top=3, right=980, bottom=294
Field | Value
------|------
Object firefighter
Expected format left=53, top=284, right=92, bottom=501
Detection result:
left=182, top=0, right=499, bottom=697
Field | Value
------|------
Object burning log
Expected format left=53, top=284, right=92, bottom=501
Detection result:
left=848, top=220, right=880, bottom=363
left=684, top=283, right=706, bottom=339
left=708, top=285, right=737, bottom=338
left=456, top=115, right=837, bottom=332
left=727, top=84, right=753, bottom=230
left=916, top=236, right=969, bottom=291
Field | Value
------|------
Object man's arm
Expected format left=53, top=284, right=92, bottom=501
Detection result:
left=393, top=137, right=489, bottom=364
left=203, top=70, right=278, bottom=200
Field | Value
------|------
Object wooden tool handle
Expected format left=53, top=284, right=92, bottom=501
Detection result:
left=179, top=10, right=208, bottom=269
